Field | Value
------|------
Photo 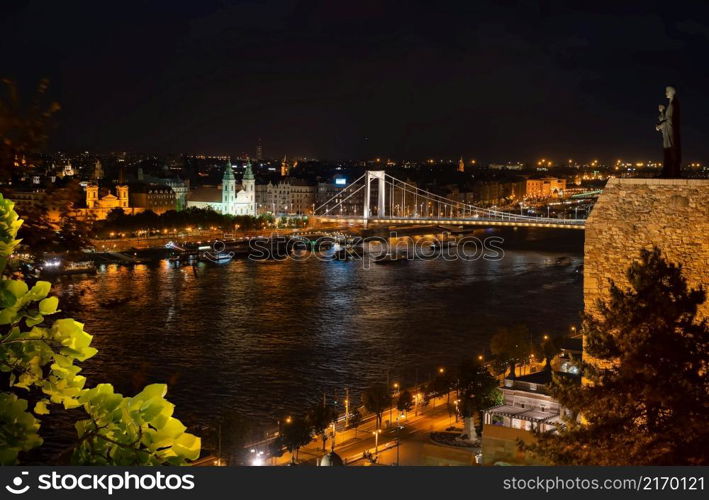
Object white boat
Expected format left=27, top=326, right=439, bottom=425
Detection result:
left=42, top=260, right=97, bottom=276
left=200, top=251, right=233, bottom=263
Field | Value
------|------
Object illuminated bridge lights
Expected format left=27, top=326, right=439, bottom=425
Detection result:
left=313, top=171, right=587, bottom=230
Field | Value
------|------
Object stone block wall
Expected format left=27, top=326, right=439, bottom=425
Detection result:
left=584, top=178, right=709, bottom=320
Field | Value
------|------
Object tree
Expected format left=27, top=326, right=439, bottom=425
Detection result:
left=93, top=207, right=271, bottom=239
left=529, top=248, right=709, bottom=465
left=215, top=414, right=252, bottom=466
left=397, top=390, right=414, bottom=415
left=277, top=416, right=312, bottom=463
left=307, top=402, right=338, bottom=452
left=362, top=383, right=391, bottom=430
left=425, top=370, right=453, bottom=409
left=349, top=408, right=362, bottom=438
left=456, top=359, right=501, bottom=440
left=538, top=335, right=563, bottom=372
left=105, top=207, right=125, bottom=223
left=0, top=194, right=200, bottom=464
left=490, top=324, right=531, bottom=378
left=13, top=181, right=91, bottom=259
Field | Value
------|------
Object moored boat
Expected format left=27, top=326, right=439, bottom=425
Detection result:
left=41, top=260, right=97, bottom=276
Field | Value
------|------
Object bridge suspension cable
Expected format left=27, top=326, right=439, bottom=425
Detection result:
left=313, top=171, right=586, bottom=228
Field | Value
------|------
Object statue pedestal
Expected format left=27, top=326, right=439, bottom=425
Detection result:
left=584, top=177, right=709, bottom=320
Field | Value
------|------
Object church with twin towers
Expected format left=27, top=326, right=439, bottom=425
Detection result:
left=186, top=160, right=256, bottom=216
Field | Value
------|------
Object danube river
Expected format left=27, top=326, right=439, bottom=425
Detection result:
left=54, top=228, right=583, bottom=437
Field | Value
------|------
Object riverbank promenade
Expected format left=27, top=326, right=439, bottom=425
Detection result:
left=273, top=394, right=480, bottom=466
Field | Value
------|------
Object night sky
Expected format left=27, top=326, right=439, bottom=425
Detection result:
left=3, top=0, right=709, bottom=162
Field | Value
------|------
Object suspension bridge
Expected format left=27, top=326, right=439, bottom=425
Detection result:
left=313, top=171, right=586, bottom=230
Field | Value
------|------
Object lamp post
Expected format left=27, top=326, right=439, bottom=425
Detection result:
left=390, top=382, right=399, bottom=426
left=434, top=367, right=445, bottom=408
left=373, top=429, right=381, bottom=455
left=344, top=389, right=349, bottom=429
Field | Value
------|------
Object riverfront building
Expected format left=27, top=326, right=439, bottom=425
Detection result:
left=481, top=370, right=578, bottom=465
left=525, top=178, right=567, bottom=198
left=256, top=178, right=316, bottom=215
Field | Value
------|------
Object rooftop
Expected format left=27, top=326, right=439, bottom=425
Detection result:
left=188, top=186, right=222, bottom=203
left=485, top=404, right=559, bottom=423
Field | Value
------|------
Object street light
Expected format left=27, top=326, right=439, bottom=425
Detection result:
left=250, top=449, right=265, bottom=466
left=390, top=383, right=399, bottom=426
left=372, top=429, right=381, bottom=455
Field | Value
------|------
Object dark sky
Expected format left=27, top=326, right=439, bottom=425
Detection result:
left=3, top=0, right=709, bottom=162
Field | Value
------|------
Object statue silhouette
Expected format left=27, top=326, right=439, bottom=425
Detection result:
left=656, top=85, right=681, bottom=178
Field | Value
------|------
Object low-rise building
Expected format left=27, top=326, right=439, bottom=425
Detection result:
left=463, top=180, right=526, bottom=205
left=6, top=188, right=45, bottom=213
left=525, top=178, right=567, bottom=199
left=256, top=179, right=316, bottom=215
left=489, top=162, right=525, bottom=171
left=315, top=176, right=360, bottom=215
left=129, top=183, right=177, bottom=214
left=481, top=370, right=578, bottom=465
left=156, top=177, right=189, bottom=210
left=553, top=336, right=582, bottom=375
left=133, top=168, right=190, bottom=211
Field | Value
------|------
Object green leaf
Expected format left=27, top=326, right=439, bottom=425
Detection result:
left=0, top=393, right=43, bottom=464
left=0, top=307, right=16, bottom=325
left=39, top=297, right=59, bottom=315
left=173, top=432, right=201, bottom=461
left=34, top=400, right=50, bottom=415
left=5, top=280, right=28, bottom=299
left=27, top=282, right=51, bottom=301
left=25, top=314, right=44, bottom=327
left=0, top=194, right=200, bottom=466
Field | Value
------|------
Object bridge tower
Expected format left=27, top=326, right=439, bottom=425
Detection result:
left=364, top=170, right=386, bottom=218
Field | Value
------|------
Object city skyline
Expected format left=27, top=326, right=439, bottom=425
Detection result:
left=1, top=1, right=707, bottom=473
left=3, top=1, right=709, bottom=160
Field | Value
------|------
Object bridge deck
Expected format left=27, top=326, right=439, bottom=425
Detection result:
left=314, top=216, right=585, bottom=230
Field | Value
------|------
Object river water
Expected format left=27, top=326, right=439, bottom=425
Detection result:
left=52, top=228, right=583, bottom=437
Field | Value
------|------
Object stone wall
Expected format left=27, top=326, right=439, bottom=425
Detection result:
left=584, top=178, right=709, bottom=320
left=481, top=424, right=539, bottom=465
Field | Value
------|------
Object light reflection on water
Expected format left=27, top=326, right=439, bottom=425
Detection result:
left=53, top=232, right=583, bottom=432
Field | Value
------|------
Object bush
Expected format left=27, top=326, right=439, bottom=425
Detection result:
left=0, top=193, right=200, bottom=465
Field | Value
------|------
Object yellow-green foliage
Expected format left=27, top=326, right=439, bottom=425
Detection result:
left=0, top=195, right=199, bottom=464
